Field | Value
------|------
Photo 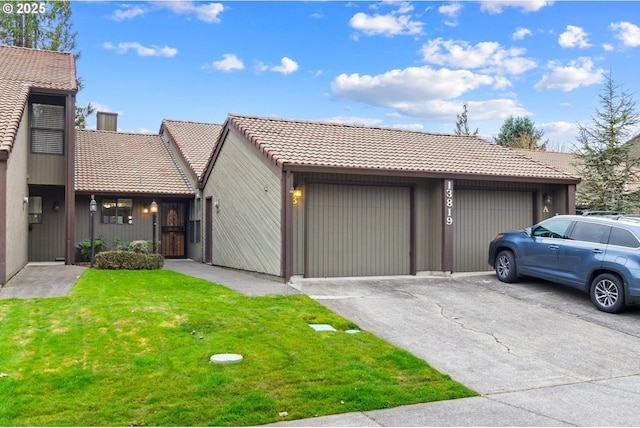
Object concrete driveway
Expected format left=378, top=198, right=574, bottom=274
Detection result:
left=282, top=273, right=640, bottom=426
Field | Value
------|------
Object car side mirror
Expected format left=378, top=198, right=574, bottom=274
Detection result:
left=524, top=226, right=532, bottom=237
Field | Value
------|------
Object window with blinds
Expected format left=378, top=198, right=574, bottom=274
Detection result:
left=31, top=103, right=65, bottom=155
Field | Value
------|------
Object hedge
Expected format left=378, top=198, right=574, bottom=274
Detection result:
left=95, top=251, right=164, bottom=270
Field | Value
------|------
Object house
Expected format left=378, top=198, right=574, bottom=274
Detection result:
left=200, top=114, right=581, bottom=281
left=0, top=45, right=77, bottom=284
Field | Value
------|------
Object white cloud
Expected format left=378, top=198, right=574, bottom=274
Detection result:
left=539, top=121, right=581, bottom=151
left=534, top=57, right=604, bottom=92
left=271, top=57, right=299, bottom=75
left=512, top=27, right=532, bottom=40
left=603, top=43, right=615, bottom=52
left=111, top=4, right=146, bottom=21
left=349, top=11, right=424, bottom=36
left=420, top=38, right=537, bottom=75
left=438, top=2, right=462, bottom=26
left=325, top=116, right=385, bottom=127
left=558, top=25, right=592, bottom=48
left=480, top=0, right=553, bottom=14
left=204, top=54, right=245, bottom=72
left=159, top=1, right=224, bottom=23
left=255, top=57, right=299, bottom=75
left=103, top=41, right=178, bottom=57
left=610, top=21, right=640, bottom=47
left=329, top=65, right=529, bottom=121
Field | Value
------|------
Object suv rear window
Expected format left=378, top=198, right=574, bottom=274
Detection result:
left=609, top=227, right=640, bottom=248
left=568, top=221, right=611, bottom=244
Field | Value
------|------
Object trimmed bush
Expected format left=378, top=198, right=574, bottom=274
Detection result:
left=95, top=251, right=164, bottom=270
left=75, top=238, right=106, bottom=262
left=128, top=240, right=150, bottom=254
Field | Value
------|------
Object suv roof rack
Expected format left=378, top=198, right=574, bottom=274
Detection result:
left=581, top=211, right=626, bottom=217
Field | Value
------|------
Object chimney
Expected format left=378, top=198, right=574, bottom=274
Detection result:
left=96, top=111, right=118, bottom=132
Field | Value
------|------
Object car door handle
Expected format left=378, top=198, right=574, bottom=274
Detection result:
left=549, top=245, right=559, bottom=250
left=592, top=249, right=603, bottom=254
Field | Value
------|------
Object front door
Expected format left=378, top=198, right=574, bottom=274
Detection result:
left=161, top=202, right=186, bottom=258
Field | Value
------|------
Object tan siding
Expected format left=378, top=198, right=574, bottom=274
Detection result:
left=205, top=132, right=281, bottom=276
left=28, top=153, right=65, bottom=185
left=6, top=109, right=29, bottom=278
left=306, top=183, right=410, bottom=277
left=454, top=189, right=533, bottom=272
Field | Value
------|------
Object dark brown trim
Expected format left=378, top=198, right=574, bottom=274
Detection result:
left=0, top=160, right=6, bottom=283
left=409, top=186, right=416, bottom=275
left=64, top=93, right=76, bottom=264
left=567, top=184, right=576, bottom=214
left=442, top=179, right=454, bottom=273
left=533, top=191, right=540, bottom=224
left=74, top=191, right=195, bottom=199
left=283, top=164, right=580, bottom=185
left=204, top=197, right=212, bottom=264
left=282, top=171, right=294, bottom=282
left=303, top=178, right=309, bottom=278
left=200, top=126, right=231, bottom=189
left=29, top=87, right=78, bottom=96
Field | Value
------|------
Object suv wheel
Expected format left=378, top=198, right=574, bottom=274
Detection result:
left=495, top=250, right=517, bottom=283
left=590, top=273, right=625, bottom=313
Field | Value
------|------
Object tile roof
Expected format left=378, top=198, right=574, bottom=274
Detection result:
left=0, top=45, right=77, bottom=157
left=75, top=129, right=193, bottom=195
left=161, top=119, right=222, bottom=179
left=509, top=148, right=580, bottom=176
left=226, top=114, right=581, bottom=182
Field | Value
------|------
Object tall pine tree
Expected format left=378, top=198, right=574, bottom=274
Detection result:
left=575, top=73, right=640, bottom=212
left=0, top=1, right=94, bottom=127
left=454, top=103, right=479, bottom=136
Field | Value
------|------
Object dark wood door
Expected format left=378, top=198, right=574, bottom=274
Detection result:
left=161, top=202, right=186, bottom=258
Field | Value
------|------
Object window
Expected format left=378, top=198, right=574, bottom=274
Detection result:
left=533, top=218, right=572, bottom=239
left=101, top=198, right=133, bottom=225
left=568, top=222, right=611, bottom=244
left=609, top=228, right=640, bottom=248
left=189, top=198, right=201, bottom=243
left=28, top=196, right=43, bottom=224
left=31, top=103, right=64, bottom=155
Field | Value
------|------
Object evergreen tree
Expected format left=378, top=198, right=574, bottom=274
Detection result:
left=575, top=73, right=640, bottom=212
left=494, top=116, right=547, bottom=150
left=454, top=103, right=478, bottom=136
left=0, top=1, right=94, bottom=128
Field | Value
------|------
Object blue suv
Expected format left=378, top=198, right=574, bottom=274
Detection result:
left=488, top=215, right=640, bottom=313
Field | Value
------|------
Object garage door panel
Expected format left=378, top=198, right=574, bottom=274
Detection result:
left=307, top=183, right=410, bottom=277
left=454, top=190, right=532, bottom=272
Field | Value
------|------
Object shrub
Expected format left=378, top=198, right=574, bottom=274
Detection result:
left=75, top=238, right=106, bottom=262
left=111, top=237, right=130, bottom=252
left=95, top=251, right=164, bottom=270
left=128, top=240, right=150, bottom=254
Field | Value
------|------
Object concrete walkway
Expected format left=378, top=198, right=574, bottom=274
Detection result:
left=0, top=262, right=86, bottom=299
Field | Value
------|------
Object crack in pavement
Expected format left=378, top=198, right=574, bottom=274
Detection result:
left=437, top=303, right=513, bottom=354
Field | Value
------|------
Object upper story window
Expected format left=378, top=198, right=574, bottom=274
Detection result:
left=102, top=198, right=133, bottom=225
left=31, top=103, right=65, bottom=155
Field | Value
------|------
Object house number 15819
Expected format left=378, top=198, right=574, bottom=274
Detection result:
left=445, top=180, right=453, bottom=226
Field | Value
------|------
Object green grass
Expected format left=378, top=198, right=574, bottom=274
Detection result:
left=0, top=269, right=476, bottom=426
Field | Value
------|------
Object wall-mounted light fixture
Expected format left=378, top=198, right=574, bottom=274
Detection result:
left=543, top=193, right=552, bottom=205
left=53, top=201, right=60, bottom=212
left=214, top=200, right=220, bottom=213
left=291, top=188, right=302, bottom=205
left=142, top=205, right=149, bottom=214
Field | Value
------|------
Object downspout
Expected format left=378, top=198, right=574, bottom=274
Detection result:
left=0, top=159, right=6, bottom=283
left=281, top=169, right=294, bottom=283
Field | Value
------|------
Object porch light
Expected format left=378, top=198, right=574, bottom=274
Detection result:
left=89, top=195, right=97, bottom=268
left=150, top=200, right=158, bottom=253
left=543, top=193, right=552, bottom=205
left=292, top=188, right=302, bottom=205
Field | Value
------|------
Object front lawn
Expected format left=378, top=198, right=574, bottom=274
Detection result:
left=0, top=269, right=476, bottom=426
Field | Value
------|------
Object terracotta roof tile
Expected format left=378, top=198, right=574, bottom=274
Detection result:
left=75, top=129, right=193, bottom=195
left=510, top=148, right=580, bottom=176
left=0, top=45, right=77, bottom=156
left=161, top=119, right=222, bottom=179
left=228, top=114, right=581, bottom=182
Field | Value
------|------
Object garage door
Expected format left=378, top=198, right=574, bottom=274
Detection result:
left=454, top=190, right=532, bottom=272
left=306, top=183, right=411, bottom=277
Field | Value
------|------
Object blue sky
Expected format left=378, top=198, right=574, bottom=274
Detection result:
left=73, top=1, right=640, bottom=151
